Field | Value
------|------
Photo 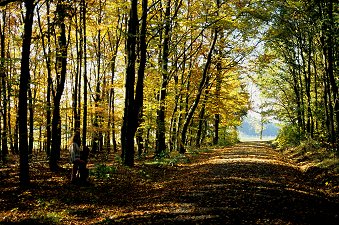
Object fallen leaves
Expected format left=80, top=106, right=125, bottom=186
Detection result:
left=0, top=142, right=338, bottom=224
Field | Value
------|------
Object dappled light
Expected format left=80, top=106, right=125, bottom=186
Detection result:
left=3, top=142, right=338, bottom=224
left=0, top=0, right=338, bottom=223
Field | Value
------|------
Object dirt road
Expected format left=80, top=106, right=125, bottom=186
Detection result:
left=109, top=142, right=339, bottom=224
left=1, top=142, right=338, bottom=224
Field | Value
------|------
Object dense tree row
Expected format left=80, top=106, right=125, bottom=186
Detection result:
left=255, top=0, right=338, bottom=148
left=0, top=0, right=260, bottom=186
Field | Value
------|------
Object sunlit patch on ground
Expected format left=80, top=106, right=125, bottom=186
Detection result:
left=1, top=142, right=338, bottom=224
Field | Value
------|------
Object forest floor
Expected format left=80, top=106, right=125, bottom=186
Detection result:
left=1, top=142, right=339, bottom=225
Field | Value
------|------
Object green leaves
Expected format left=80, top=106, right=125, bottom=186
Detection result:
left=91, top=164, right=118, bottom=179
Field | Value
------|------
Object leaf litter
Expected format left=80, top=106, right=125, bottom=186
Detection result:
left=1, top=142, right=338, bottom=224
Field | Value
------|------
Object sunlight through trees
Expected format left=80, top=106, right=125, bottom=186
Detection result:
left=0, top=0, right=337, bottom=180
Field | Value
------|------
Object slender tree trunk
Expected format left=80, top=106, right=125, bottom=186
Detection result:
left=82, top=0, right=88, bottom=148
left=108, top=14, right=122, bottom=153
left=7, top=53, right=14, bottom=154
left=121, top=0, right=138, bottom=166
left=50, top=0, right=68, bottom=171
left=18, top=0, right=35, bottom=187
left=320, top=0, right=337, bottom=144
left=0, top=10, right=8, bottom=161
left=297, top=48, right=306, bottom=136
left=291, top=66, right=302, bottom=138
left=213, top=55, right=222, bottom=145
left=325, top=0, right=339, bottom=146
left=37, top=3, right=52, bottom=157
left=73, top=3, right=81, bottom=144
left=156, top=0, right=171, bottom=156
left=110, top=52, right=117, bottom=153
left=169, top=71, right=179, bottom=151
left=298, top=31, right=313, bottom=137
left=92, top=0, right=104, bottom=154
left=196, top=87, right=210, bottom=147
left=135, top=0, right=148, bottom=156
left=196, top=103, right=206, bottom=148
left=180, top=29, right=218, bottom=153
left=28, top=84, right=33, bottom=155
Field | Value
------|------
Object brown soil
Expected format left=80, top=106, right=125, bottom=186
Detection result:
left=1, top=142, right=338, bottom=224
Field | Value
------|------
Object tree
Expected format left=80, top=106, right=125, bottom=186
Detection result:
left=180, top=27, right=218, bottom=153
left=36, top=0, right=52, bottom=157
left=255, top=0, right=338, bottom=148
left=155, top=0, right=171, bottom=156
left=0, top=0, right=258, bottom=177
left=50, top=0, right=68, bottom=171
left=121, top=0, right=138, bottom=166
left=135, top=0, right=148, bottom=156
left=0, top=7, right=8, bottom=161
left=18, top=0, right=35, bottom=187
left=81, top=0, right=88, bottom=149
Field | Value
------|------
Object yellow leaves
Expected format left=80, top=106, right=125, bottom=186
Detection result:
left=205, top=68, right=249, bottom=126
left=257, top=53, right=275, bottom=64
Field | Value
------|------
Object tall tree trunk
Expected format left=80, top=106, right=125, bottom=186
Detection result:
left=50, top=0, right=67, bottom=171
left=180, top=29, right=218, bottom=153
left=109, top=43, right=118, bottom=153
left=0, top=10, right=8, bottom=161
left=108, top=13, right=123, bottom=153
left=135, top=0, right=148, bottom=156
left=28, top=84, right=33, bottom=155
left=298, top=30, right=313, bottom=137
left=121, top=0, right=138, bottom=166
left=291, top=65, right=302, bottom=139
left=325, top=0, right=339, bottom=146
left=82, top=0, right=88, bottom=148
left=92, top=0, right=104, bottom=154
left=196, top=86, right=210, bottom=147
left=320, top=0, right=337, bottom=145
left=196, top=103, right=206, bottom=148
left=213, top=54, right=222, bottom=145
left=73, top=2, right=81, bottom=145
left=169, top=71, right=180, bottom=151
left=156, top=0, right=171, bottom=156
left=18, top=0, right=35, bottom=187
left=37, top=2, right=52, bottom=157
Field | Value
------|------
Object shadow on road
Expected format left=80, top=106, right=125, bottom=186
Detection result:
left=107, top=142, right=339, bottom=225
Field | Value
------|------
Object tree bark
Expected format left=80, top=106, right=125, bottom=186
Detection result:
left=213, top=54, right=222, bottom=145
left=28, top=84, right=33, bottom=155
left=135, top=0, right=148, bottom=156
left=121, top=0, right=138, bottom=166
left=37, top=2, right=52, bottom=157
left=180, top=29, right=218, bottom=154
left=50, top=0, right=68, bottom=171
left=82, top=0, right=88, bottom=148
left=18, top=0, right=35, bottom=187
left=92, top=0, right=104, bottom=154
left=156, top=0, right=171, bottom=156
left=196, top=103, right=206, bottom=148
left=0, top=10, right=8, bottom=161
left=325, top=0, right=339, bottom=146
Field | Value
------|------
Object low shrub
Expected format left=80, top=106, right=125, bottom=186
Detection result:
left=218, top=127, right=239, bottom=146
left=274, top=124, right=301, bottom=149
left=91, top=164, right=117, bottom=179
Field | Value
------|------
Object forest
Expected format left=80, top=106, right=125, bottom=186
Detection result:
left=0, top=0, right=337, bottom=184
left=0, top=0, right=338, bottom=223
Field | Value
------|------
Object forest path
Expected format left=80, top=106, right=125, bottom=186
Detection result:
left=1, top=142, right=339, bottom=225
left=109, top=142, right=339, bottom=224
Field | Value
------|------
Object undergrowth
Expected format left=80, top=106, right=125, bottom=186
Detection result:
left=273, top=124, right=339, bottom=194
left=91, top=164, right=118, bottom=179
